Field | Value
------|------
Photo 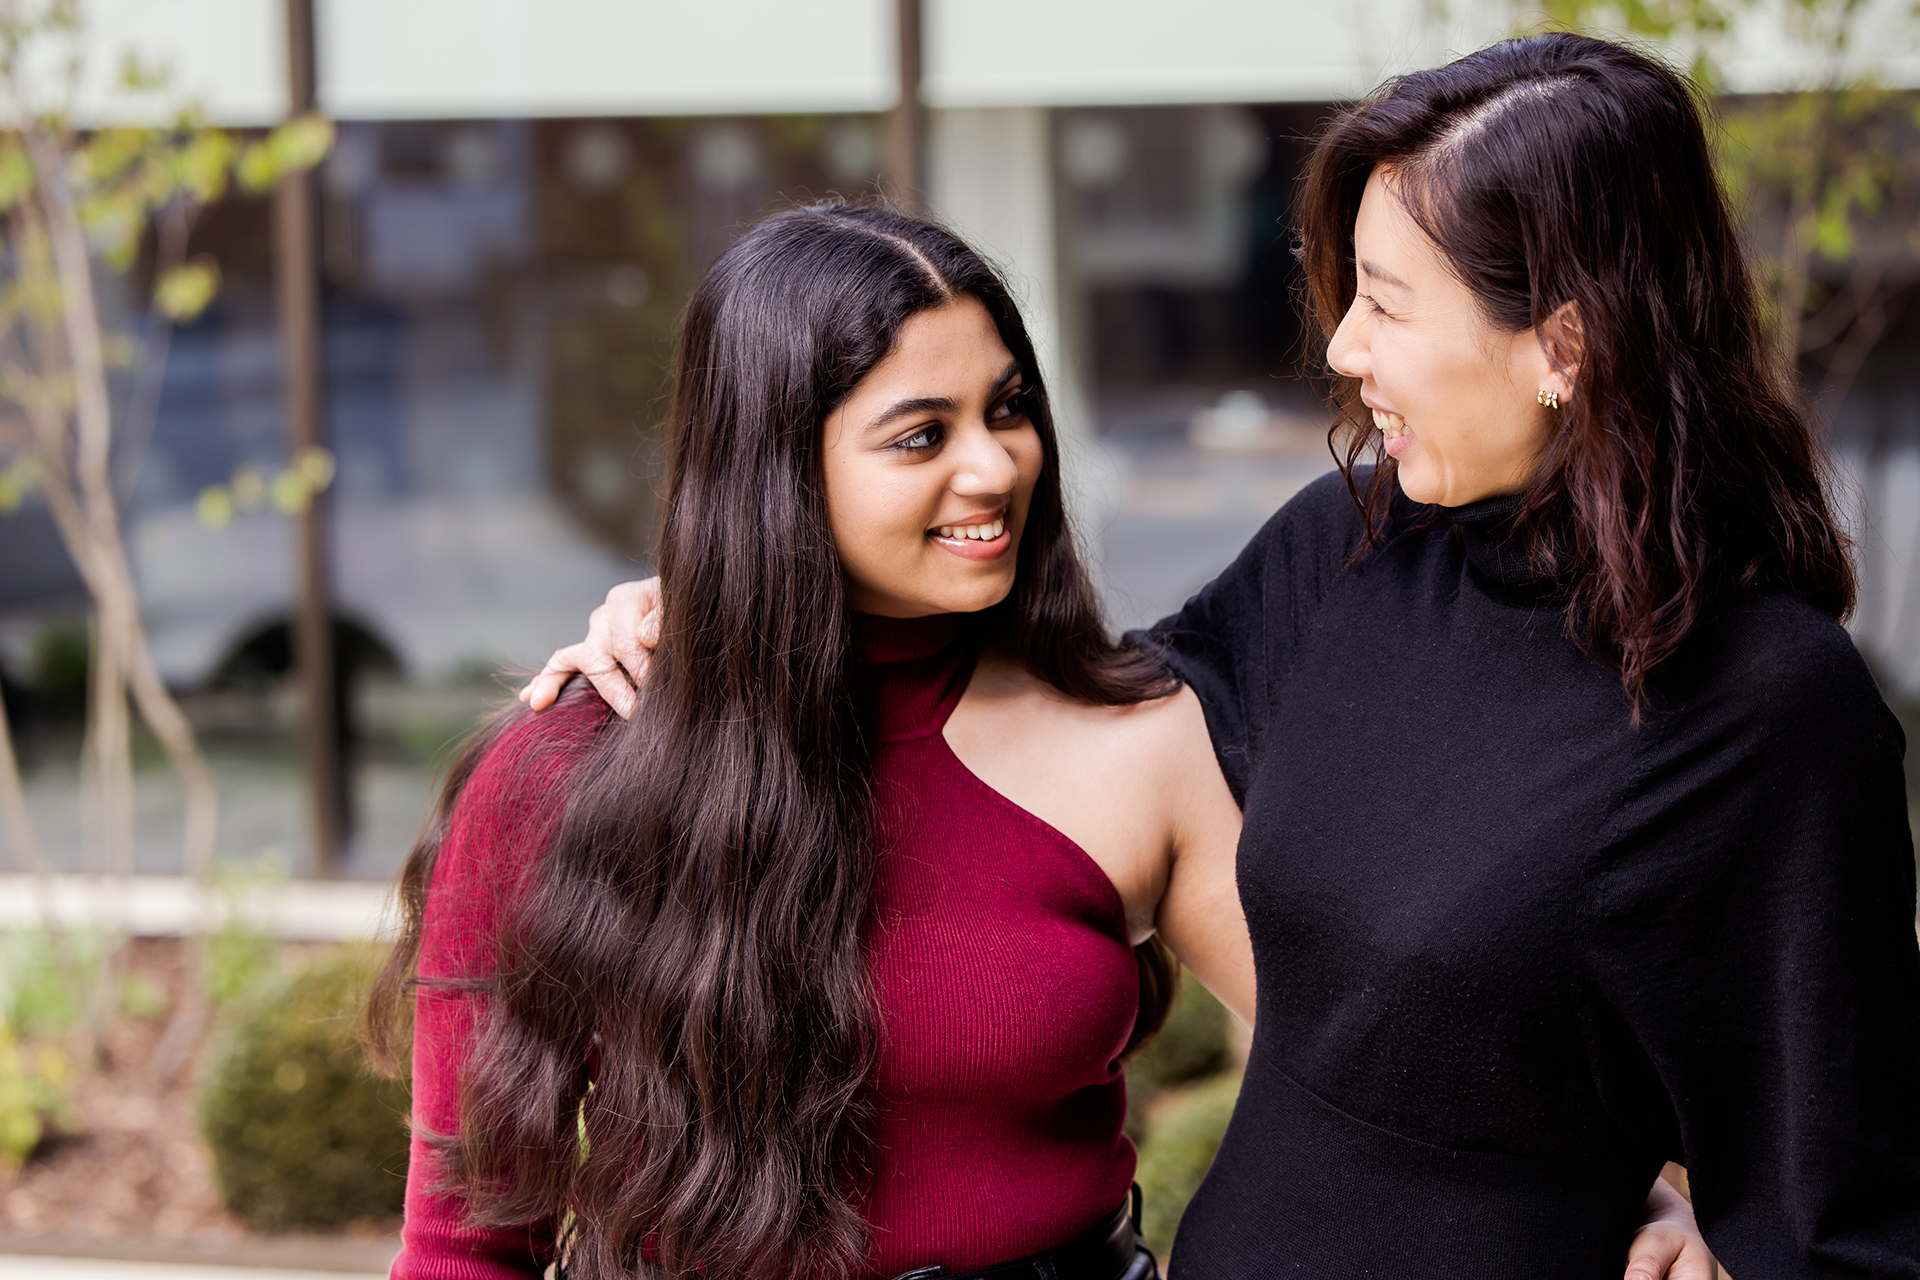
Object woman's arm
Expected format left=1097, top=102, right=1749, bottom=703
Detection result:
left=1150, top=687, right=1254, bottom=1027
left=1585, top=612, right=1920, bottom=1272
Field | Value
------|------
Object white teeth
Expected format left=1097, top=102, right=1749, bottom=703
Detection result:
left=1372, top=408, right=1409, bottom=439
left=934, top=517, right=1005, bottom=541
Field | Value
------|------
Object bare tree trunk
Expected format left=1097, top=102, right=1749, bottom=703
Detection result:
left=883, top=0, right=925, bottom=213
left=0, top=680, right=67, bottom=935
left=27, top=125, right=138, bottom=1057
left=23, top=125, right=223, bottom=1064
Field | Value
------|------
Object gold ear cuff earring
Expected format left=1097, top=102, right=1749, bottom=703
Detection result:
left=1537, top=389, right=1561, bottom=410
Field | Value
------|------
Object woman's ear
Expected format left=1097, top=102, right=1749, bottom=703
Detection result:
left=1537, top=301, right=1584, bottom=402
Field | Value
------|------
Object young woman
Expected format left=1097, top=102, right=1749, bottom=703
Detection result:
left=383, top=205, right=1711, bottom=1280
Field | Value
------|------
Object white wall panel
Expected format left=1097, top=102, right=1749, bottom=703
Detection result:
left=318, top=0, right=895, bottom=119
left=922, top=0, right=1509, bottom=107
left=79, top=0, right=285, bottom=125
left=70, top=0, right=1920, bottom=127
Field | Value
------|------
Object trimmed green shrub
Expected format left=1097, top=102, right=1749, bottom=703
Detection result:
left=199, top=950, right=409, bottom=1231
left=1134, top=1070, right=1243, bottom=1262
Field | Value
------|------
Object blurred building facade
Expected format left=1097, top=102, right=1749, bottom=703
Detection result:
left=6, top=0, right=1920, bottom=696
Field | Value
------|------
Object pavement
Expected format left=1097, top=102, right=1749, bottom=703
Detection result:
left=0, top=1259, right=384, bottom=1280
left=0, top=1233, right=398, bottom=1278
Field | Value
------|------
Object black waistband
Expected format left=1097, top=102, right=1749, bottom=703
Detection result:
left=887, top=1192, right=1156, bottom=1280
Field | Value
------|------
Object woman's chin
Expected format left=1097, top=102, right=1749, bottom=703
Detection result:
left=928, top=576, right=1016, bottom=616
left=851, top=574, right=1016, bottom=619
left=1394, top=462, right=1442, bottom=506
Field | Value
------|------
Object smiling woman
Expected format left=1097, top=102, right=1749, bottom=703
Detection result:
left=822, top=305, right=1039, bottom=617
left=1143, top=31, right=1920, bottom=1277
left=1327, top=166, right=1567, bottom=508
left=366, top=203, right=1252, bottom=1280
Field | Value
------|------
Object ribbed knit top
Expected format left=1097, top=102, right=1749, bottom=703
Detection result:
left=392, top=613, right=1140, bottom=1280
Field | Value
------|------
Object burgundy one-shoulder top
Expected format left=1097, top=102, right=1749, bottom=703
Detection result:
left=393, top=612, right=1141, bottom=1279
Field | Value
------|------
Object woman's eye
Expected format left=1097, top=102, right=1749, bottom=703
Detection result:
left=1359, top=293, right=1390, bottom=318
left=895, top=424, right=942, bottom=451
left=990, top=387, right=1032, bottom=422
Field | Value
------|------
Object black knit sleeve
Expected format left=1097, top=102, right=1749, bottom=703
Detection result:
left=1124, top=469, right=1366, bottom=806
left=1582, top=601, right=1920, bottom=1274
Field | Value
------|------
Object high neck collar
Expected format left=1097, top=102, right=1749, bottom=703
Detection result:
left=851, top=611, right=970, bottom=666
left=1440, top=493, right=1551, bottom=592
left=850, top=612, right=979, bottom=742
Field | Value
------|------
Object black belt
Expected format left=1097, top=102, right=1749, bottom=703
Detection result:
left=887, top=1188, right=1158, bottom=1280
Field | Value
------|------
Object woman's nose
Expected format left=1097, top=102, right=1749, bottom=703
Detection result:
left=1326, top=295, right=1370, bottom=381
left=949, top=424, right=1019, bottom=497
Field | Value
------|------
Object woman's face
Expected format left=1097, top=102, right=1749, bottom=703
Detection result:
left=1326, top=167, right=1568, bottom=508
left=821, top=297, right=1044, bottom=618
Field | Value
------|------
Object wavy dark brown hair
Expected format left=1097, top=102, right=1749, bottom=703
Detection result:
left=1300, top=32, right=1856, bottom=704
left=365, top=203, right=1177, bottom=1280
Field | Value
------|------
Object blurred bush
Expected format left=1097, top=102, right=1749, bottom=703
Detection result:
left=1134, top=1070, right=1242, bottom=1262
left=0, top=930, right=85, bottom=1171
left=1127, top=975, right=1230, bottom=1094
left=1125, top=972, right=1240, bottom=1262
left=0, top=1025, right=73, bottom=1172
left=199, top=950, right=408, bottom=1231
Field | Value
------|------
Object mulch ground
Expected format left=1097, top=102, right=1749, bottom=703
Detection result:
left=0, top=937, right=400, bottom=1268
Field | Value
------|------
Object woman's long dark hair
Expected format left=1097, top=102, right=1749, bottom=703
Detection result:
left=1300, top=32, right=1856, bottom=704
left=366, top=203, right=1177, bottom=1280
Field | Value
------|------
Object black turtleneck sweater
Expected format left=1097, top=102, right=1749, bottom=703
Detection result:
left=1135, top=471, right=1920, bottom=1277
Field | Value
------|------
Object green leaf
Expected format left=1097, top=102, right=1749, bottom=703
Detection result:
left=235, top=140, right=277, bottom=193
left=195, top=485, right=233, bottom=530
left=174, top=129, right=234, bottom=204
left=269, top=114, right=335, bottom=175
left=115, top=49, right=171, bottom=94
left=295, top=446, right=335, bottom=492
left=269, top=468, right=311, bottom=514
left=0, top=454, right=41, bottom=513
left=0, top=141, right=34, bottom=211
left=153, top=258, right=220, bottom=322
left=1812, top=208, right=1856, bottom=259
left=235, top=115, right=335, bottom=194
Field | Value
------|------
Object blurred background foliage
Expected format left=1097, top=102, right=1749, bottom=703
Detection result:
left=1126, top=973, right=1240, bottom=1259
left=198, top=948, right=407, bottom=1232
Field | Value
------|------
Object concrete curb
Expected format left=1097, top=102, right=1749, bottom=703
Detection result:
left=0, top=875, right=395, bottom=942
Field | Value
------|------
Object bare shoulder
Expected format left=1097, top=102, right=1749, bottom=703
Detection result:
left=956, top=648, right=1213, bottom=790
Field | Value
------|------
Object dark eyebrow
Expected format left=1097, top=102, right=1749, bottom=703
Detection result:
left=866, top=395, right=955, bottom=433
left=864, top=360, right=1024, bottom=434
left=1359, top=259, right=1411, bottom=292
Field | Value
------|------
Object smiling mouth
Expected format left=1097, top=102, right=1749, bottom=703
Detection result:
left=1371, top=407, right=1409, bottom=439
left=930, top=515, right=1007, bottom=542
left=926, top=509, right=1012, bottom=559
